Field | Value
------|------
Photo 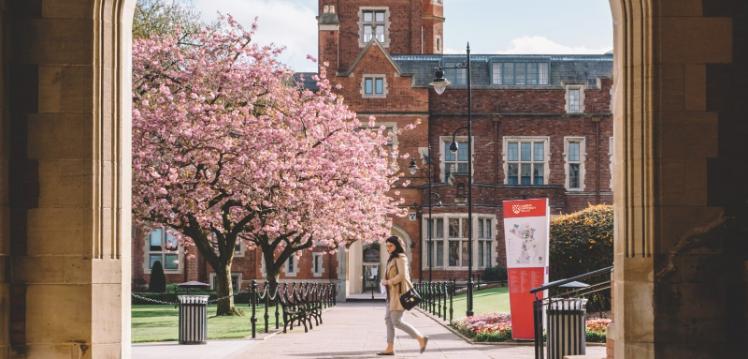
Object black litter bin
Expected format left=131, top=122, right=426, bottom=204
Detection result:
left=178, top=295, right=209, bottom=344
left=546, top=298, right=587, bottom=359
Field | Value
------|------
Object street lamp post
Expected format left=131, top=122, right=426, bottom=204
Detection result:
left=409, top=154, right=442, bottom=283
left=430, top=42, right=474, bottom=317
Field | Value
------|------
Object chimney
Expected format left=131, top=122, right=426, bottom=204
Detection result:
left=318, top=2, right=340, bottom=74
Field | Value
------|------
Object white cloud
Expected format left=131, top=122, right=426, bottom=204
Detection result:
left=497, top=36, right=610, bottom=55
left=193, top=0, right=318, bottom=72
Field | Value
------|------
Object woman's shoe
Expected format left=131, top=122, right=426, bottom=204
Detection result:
left=376, top=352, right=395, bottom=356
left=419, top=336, right=429, bottom=354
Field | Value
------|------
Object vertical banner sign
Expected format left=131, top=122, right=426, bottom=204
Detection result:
left=503, top=198, right=550, bottom=340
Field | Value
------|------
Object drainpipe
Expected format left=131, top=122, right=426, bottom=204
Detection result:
left=593, top=117, right=601, bottom=203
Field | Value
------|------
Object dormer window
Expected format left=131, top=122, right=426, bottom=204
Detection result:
left=359, top=8, right=390, bottom=47
left=565, top=85, right=585, bottom=113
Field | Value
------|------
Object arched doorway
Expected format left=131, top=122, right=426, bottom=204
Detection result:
left=3, top=0, right=741, bottom=357
left=343, top=226, right=413, bottom=298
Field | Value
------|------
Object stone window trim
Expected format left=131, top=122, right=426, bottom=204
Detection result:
left=435, top=35, right=442, bottom=53
left=421, top=213, right=496, bottom=271
left=360, top=74, right=388, bottom=98
left=564, top=84, right=586, bottom=114
left=564, top=136, right=587, bottom=191
left=438, top=136, right=475, bottom=184
left=284, top=256, right=299, bottom=277
left=358, top=120, right=398, bottom=148
left=312, top=252, right=325, bottom=277
left=234, top=240, right=245, bottom=257
left=209, top=272, right=242, bottom=291
left=358, top=7, right=391, bottom=48
left=144, top=228, right=183, bottom=274
left=502, top=136, right=551, bottom=186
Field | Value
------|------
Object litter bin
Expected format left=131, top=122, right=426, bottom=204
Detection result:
left=546, top=298, right=587, bottom=359
left=178, top=295, right=209, bottom=344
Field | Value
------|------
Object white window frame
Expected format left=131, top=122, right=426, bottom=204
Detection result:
left=358, top=7, right=390, bottom=47
left=284, top=256, right=299, bottom=277
left=502, top=136, right=551, bottom=186
left=234, top=240, right=245, bottom=257
left=565, top=85, right=585, bottom=114
left=421, top=214, right=496, bottom=270
left=144, top=228, right=183, bottom=274
left=444, top=62, right=467, bottom=85
left=209, top=272, right=242, bottom=291
left=564, top=137, right=587, bottom=191
left=439, top=136, right=474, bottom=183
left=312, top=253, right=325, bottom=277
left=477, top=217, right=495, bottom=269
left=361, top=74, right=388, bottom=98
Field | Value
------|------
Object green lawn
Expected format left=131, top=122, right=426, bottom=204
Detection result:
left=449, top=286, right=510, bottom=320
left=132, top=304, right=280, bottom=343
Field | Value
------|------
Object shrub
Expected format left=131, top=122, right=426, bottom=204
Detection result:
left=481, top=265, right=508, bottom=282
left=550, top=205, right=613, bottom=281
left=148, top=261, right=167, bottom=293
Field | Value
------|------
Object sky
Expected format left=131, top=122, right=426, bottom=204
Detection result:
left=192, top=0, right=613, bottom=72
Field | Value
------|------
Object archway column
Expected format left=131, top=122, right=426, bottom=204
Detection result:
left=610, top=0, right=732, bottom=358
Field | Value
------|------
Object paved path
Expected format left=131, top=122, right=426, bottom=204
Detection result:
left=226, top=302, right=606, bottom=359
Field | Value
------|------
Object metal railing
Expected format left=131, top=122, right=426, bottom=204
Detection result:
left=248, top=281, right=336, bottom=338
left=414, top=277, right=507, bottom=322
left=530, top=266, right=613, bottom=359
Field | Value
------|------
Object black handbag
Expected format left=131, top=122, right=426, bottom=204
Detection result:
left=399, top=287, right=422, bottom=310
left=392, top=259, right=422, bottom=310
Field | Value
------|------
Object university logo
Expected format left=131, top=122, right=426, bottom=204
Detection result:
left=512, top=203, right=536, bottom=215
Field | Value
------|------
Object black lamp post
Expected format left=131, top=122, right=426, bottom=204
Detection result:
left=430, top=42, right=474, bottom=317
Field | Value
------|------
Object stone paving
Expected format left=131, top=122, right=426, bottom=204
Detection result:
left=225, top=302, right=607, bottom=359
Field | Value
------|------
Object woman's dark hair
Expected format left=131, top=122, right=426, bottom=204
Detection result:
left=386, top=235, right=405, bottom=262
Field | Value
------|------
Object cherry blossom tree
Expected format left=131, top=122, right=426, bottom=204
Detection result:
left=132, top=17, right=413, bottom=315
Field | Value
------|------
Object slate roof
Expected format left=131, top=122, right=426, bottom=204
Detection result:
left=293, top=72, right=320, bottom=91
left=392, top=53, right=613, bottom=88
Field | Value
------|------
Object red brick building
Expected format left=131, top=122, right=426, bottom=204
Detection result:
left=132, top=0, right=613, bottom=299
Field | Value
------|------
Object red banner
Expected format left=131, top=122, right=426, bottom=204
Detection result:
left=503, top=198, right=549, bottom=340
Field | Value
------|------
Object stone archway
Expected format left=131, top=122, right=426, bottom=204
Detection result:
left=1, top=0, right=742, bottom=358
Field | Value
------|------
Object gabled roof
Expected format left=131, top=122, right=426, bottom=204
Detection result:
left=339, top=40, right=403, bottom=77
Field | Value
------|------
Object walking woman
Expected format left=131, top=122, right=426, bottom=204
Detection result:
left=378, top=235, right=428, bottom=355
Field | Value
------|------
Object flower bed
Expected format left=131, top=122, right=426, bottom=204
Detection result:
left=450, top=313, right=611, bottom=343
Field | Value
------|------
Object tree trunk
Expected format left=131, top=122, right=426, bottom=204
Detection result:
left=214, top=263, right=242, bottom=316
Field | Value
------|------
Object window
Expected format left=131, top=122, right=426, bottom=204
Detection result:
left=444, top=63, right=467, bottom=85
left=146, top=228, right=180, bottom=272
left=285, top=256, right=298, bottom=277
left=360, top=9, right=388, bottom=45
left=566, top=86, right=584, bottom=113
left=425, top=218, right=444, bottom=267
left=443, top=139, right=469, bottom=182
left=477, top=218, right=493, bottom=268
left=362, top=75, right=387, bottom=98
left=435, top=36, right=442, bottom=53
left=447, top=218, right=471, bottom=267
left=312, top=253, right=324, bottom=277
left=504, top=137, right=549, bottom=185
left=493, top=63, right=549, bottom=85
left=209, top=273, right=241, bottom=291
left=565, top=137, right=586, bottom=191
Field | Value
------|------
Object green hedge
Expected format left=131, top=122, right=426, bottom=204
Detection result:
left=550, top=205, right=613, bottom=281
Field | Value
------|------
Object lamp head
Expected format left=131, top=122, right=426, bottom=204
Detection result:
left=449, top=141, right=459, bottom=153
left=430, top=68, right=449, bottom=95
left=408, top=159, right=418, bottom=176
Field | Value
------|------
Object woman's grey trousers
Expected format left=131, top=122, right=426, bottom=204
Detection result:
left=384, top=309, right=422, bottom=343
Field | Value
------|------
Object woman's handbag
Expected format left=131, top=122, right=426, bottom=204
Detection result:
left=393, top=259, right=422, bottom=310
left=399, top=287, right=422, bottom=310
